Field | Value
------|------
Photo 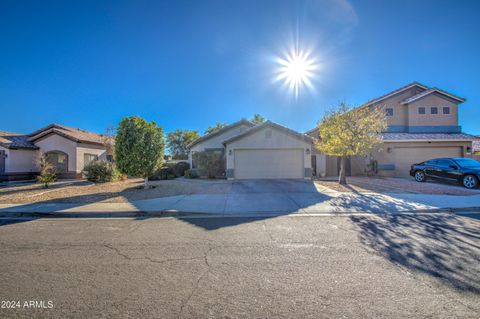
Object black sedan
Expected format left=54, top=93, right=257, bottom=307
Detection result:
left=410, top=157, right=480, bottom=189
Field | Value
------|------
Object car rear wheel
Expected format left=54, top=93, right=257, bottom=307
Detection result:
left=414, top=170, right=426, bottom=182
left=462, top=175, right=478, bottom=189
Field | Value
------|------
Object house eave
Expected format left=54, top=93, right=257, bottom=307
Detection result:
left=187, top=119, right=255, bottom=149
left=384, top=139, right=473, bottom=143
left=222, top=120, right=314, bottom=146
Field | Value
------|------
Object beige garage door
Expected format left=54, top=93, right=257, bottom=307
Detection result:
left=394, top=146, right=462, bottom=177
left=234, top=149, right=304, bottom=179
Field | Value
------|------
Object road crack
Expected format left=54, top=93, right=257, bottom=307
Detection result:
left=103, top=243, right=205, bottom=265
left=178, top=246, right=214, bottom=318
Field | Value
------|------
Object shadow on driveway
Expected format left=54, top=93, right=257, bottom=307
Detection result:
left=350, top=214, right=480, bottom=293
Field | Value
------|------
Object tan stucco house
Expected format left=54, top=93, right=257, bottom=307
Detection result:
left=188, top=83, right=474, bottom=180
left=0, top=124, right=112, bottom=181
left=188, top=119, right=314, bottom=179
left=307, top=82, right=476, bottom=177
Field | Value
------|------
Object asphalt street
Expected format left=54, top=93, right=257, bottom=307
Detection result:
left=0, top=214, right=479, bottom=318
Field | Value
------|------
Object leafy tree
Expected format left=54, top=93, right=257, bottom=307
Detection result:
left=250, top=114, right=266, bottom=125
left=115, top=116, right=165, bottom=188
left=315, top=102, right=387, bottom=185
left=205, top=122, right=227, bottom=135
left=167, top=129, right=200, bottom=160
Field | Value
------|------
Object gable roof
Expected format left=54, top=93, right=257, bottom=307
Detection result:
left=187, top=119, right=255, bottom=148
left=28, top=124, right=109, bottom=146
left=0, top=131, right=38, bottom=150
left=359, top=82, right=429, bottom=107
left=222, top=120, right=313, bottom=145
left=400, top=87, right=466, bottom=104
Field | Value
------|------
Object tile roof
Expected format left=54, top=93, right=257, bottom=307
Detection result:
left=222, top=120, right=313, bottom=145
left=400, top=87, right=466, bottom=104
left=0, top=131, right=38, bottom=150
left=187, top=119, right=255, bottom=148
left=28, top=124, right=110, bottom=145
left=382, top=132, right=475, bottom=141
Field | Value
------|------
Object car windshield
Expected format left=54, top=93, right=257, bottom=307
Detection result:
left=454, top=158, right=480, bottom=168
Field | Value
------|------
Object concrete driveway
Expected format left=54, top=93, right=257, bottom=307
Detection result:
left=166, top=179, right=331, bottom=215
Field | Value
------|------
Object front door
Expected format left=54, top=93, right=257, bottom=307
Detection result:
left=0, top=150, right=6, bottom=174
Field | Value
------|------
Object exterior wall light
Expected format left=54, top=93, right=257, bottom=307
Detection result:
left=306, top=148, right=310, bottom=155
left=228, top=149, right=232, bottom=156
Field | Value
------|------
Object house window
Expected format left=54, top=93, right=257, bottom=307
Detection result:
left=46, top=151, right=68, bottom=173
left=418, top=107, right=426, bottom=115
left=443, top=107, right=450, bottom=114
left=385, top=108, right=393, bottom=116
left=431, top=107, right=438, bottom=114
left=84, top=153, right=98, bottom=166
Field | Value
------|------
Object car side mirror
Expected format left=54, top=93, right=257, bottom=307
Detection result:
left=449, top=165, right=458, bottom=170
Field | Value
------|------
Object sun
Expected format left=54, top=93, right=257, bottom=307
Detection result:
left=275, top=49, right=318, bottom=99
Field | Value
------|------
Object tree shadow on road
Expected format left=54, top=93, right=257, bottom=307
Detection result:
left=350, top=214, right=480, bottom=293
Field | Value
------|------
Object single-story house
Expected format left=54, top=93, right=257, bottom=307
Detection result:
left=188, top=119, right=315, bottom=179
left=0, top=124, right=112, bottom=181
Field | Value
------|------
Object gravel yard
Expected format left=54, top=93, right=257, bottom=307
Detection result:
left=0, top=178, right=229, bottom=204
left=316, top=176, right=480, bottom=195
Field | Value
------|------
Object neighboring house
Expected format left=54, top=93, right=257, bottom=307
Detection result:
left=473, top=138, right=480, bottom=154
left=307, top=82, right=475, bottom=177
left=188, top=119, right=314, bottom=179
left=0, top=124, right=112, bottom=181
left=472, top=138, right=480, bottom=161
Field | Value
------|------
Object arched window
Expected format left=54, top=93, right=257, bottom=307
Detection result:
left=45, top=151, right=68, bottom=173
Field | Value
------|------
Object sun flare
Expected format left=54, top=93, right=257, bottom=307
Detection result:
left=275, top=49, right=318, bottom=99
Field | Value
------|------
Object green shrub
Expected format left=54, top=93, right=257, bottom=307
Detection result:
left=36, top=153, right=56, bottom=188
left=37, top=171, right=56, bottom=188
left=192, top=151, right=225, bottom=178
left=184, top=168, right=199, bottom=179
left=150, top=161, right=190, bottom=180
left=150, top=165, right=175, bottom=180
left=172, top=161, right=190, bottom=177
left=82, top=161, right=120, bottom=183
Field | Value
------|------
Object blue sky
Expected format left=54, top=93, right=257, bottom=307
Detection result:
left=1, top=0, right=479, bottom=135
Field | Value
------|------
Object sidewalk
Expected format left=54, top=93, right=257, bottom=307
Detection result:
left=1, top=191, right=480, bottom=218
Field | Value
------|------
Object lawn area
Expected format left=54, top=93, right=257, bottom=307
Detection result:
left=0, top=179, right=222, bottom=204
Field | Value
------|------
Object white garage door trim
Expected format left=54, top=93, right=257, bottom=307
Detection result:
left=234, top=148, right=304, bottom=179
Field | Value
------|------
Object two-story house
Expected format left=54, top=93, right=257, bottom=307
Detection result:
left=308, top=82, right=475, bottom=177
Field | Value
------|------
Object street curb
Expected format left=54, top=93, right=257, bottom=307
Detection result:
left=0, top=207, right=479, bottom=219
